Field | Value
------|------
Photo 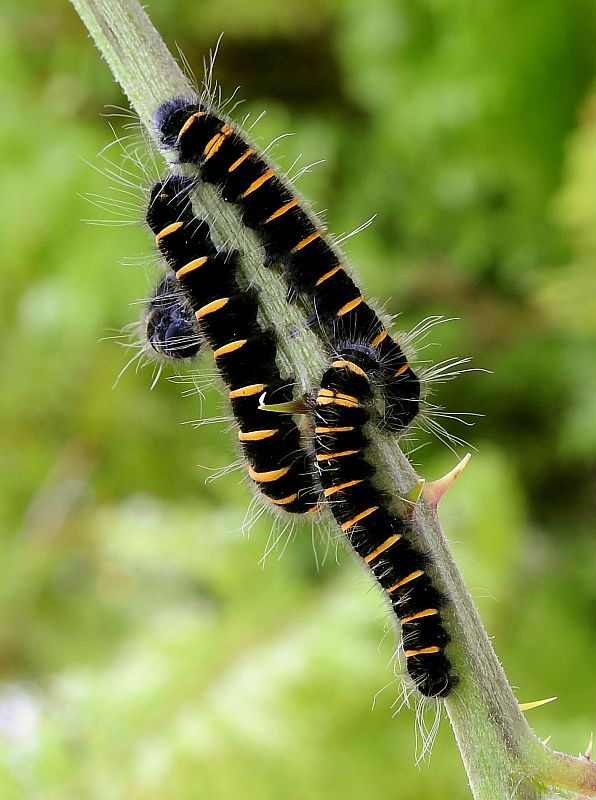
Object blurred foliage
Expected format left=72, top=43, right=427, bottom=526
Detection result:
left=1, top=1, right=596, bottom=797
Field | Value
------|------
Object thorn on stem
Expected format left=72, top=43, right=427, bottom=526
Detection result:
left=258, top=392, right=309, bottom=415
left=519, top=696, right=557, bottom=712
left=422, top=453, right=471, bottom=511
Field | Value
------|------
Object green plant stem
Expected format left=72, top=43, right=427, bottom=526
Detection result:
left=68, top=1, right=596, bottom=797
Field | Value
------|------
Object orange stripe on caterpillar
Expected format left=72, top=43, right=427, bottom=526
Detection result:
left=156, top=221, right=184, bottom=243
left=315, top=265, right=342, bottom=286
left=405, top=646, right=441, bottom=657
left=337, top=296, right=364, bottom=316
left=314, top=425, right=355, bottom=434
left=316, top=396, right=359, bottom=409
left=177, top=257, right=208, bottom=278
left=340, top=506, right=379, bottom=531
left=315, top=450, right=359, bottom=462
left=196, top=297, right=229, bottom=317
left=370, top=329, right=389, bottom=346
left=292, top=231, right=321, bottom=252
left=318, top=388, right=360, bottom=404
left=228, top=148, right=254, bottom=172
left=176, top=111, right=207, bottom=142
left=242, top=168, right=274, bottom=198
left=387, top=570, right=424, bottom=594
left=323, top=479, right=364, bottom=498
left=213, top=339, right=247, bottom=358
left=248, top=465, right=291, bottom=483
left=330, top=360, right=367, bottom=378
left=364, top=534, right=402, bottom=563
left=228, top=383, right=267, bottom=398
left=271, top=492, right=300, bottom=506
left=264, top=199, right=298, bottom=223
left=237, top=429, right=278, bottom=442
left=204, top=124, right=233, bottom=160
left=401, top=609, right=439, bottom=624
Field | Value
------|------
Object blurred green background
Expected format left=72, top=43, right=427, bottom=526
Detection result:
left=2, top=1, right=596, bottom=797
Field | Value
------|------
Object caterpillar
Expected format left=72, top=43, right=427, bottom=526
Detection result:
left=144, top=271, right=202, bottom=360
left=311, top=344, right=456, bottom=697
left=146, top=173, right=320, bottom=515
left=154, top=97, right=420, bottom=433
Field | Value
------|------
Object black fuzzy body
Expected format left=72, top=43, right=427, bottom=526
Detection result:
left=146, top=173, right=319, bottom=514
left=313, top=351, right=457, bottom=697
left=154, top=98, right=420, bottom=432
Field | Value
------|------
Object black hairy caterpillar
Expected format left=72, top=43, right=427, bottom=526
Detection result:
left=311, top=344, right=457, bottom=697
left=144, top=271, right=202, bottom=360
left=154, top=97, right=420, bottom=433
left=146, top=173, right=321, bottom=515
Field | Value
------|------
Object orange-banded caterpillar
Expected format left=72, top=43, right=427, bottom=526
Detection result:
left=146, top=174, right=320, bottom=514
left=144, top=271, right=202, bottom=360
left=312, top=345, right=456, bottom=697
left=154, top=98, right=420, bottom=432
